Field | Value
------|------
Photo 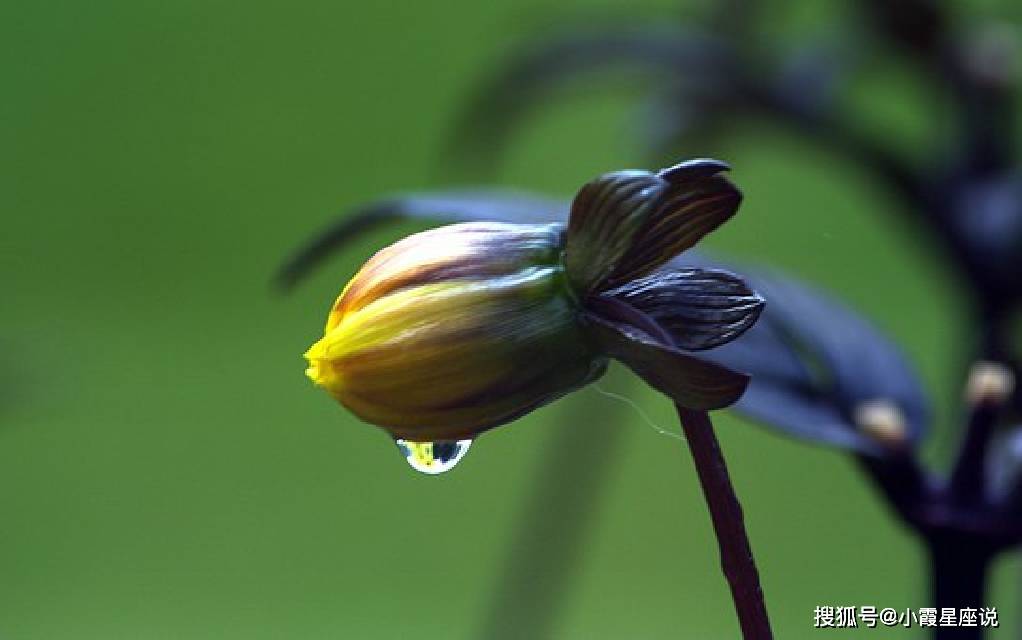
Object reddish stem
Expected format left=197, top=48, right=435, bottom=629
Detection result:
left=675, top=406, right=773, bottom=640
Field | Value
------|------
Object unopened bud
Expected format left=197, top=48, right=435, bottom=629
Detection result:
left=302, top=160, right=754, bottom=442
left=854, top=399, right=909, bottom=451
left=304, top=222, right=605, bottom=442
left=965, top=361, right=1015, bottom=406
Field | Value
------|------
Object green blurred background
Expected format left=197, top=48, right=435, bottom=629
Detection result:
left=4, top=0, right=1021, bottom=637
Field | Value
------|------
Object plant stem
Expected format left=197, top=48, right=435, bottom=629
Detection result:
left=929, top=538, right=993, bottom=640
left=949, top=401, right=999, bottom=503
left=675, top=406, right=773, bottom=640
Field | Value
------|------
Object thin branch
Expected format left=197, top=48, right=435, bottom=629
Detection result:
left=950, top=405, right=1001, bottom=504
left=857, top=452, right=930, bottom=529
left=951, top=361, right=1016, bottom=502
left=675, top=406, right=773, bottom=640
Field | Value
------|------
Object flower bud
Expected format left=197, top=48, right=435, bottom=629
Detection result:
left=304, top=222, right=606, bottom=441
left=301, top=160, right=756, bottom=444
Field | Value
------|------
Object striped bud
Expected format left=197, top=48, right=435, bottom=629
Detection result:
left=301, top=160, right=759, bottom=444
left=304, top=222, right=606, bottom=441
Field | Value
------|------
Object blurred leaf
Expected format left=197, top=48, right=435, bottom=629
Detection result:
left=452, top=25, right=734, bottom=169
left=637, top=38, right=851, bottom=153
left=451, top=21, right=921, bottom=206
left=677, top=256, right=931, bottom=456
left=774, top=41, right=852, bottom=119
left=856, top=0, right=947, bottom=58
left=276, top=191, right=568, bottom=290
left=988, top=426, right=1022, bottom=503
left=948, top=173, right=1022, bottom=300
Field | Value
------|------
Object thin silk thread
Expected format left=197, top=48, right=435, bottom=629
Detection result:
left=592, top=383, right=683, bottom=441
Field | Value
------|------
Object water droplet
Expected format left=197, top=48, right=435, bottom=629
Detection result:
left=395, top=438, right=473, bottom=475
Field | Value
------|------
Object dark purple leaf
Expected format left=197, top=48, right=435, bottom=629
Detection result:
left=775, top=41, right=852, bottom=119
left=988, top=427, right=1022, bottom=504
left=949, top=173, right=1022, bottom=299
left=856, top=0, right=947, bottom=57
left=672, top=255, right=930, bottom=456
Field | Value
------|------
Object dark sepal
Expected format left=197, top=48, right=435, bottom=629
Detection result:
left=602, top=171, right=741, bottom=290
left=563, top=170, right=666, bottom=294
left=276, top=191, right=568, bottom=291
left=602, top=268, right=764, bottom=351
left=582, top=296, right=749, bottom=410
left=563, top=161, right=741, bottom=296
left=658, top=158, right=731, bottom=183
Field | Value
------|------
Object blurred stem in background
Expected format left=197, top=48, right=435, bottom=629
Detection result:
left=475, top=411, right=626, bottom=640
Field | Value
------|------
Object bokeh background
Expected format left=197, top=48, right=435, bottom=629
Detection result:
left=4, top=0, right=1022, bottom=637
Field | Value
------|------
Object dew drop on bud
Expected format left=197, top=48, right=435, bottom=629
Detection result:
left=395, top=438, right=473, bottom=475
